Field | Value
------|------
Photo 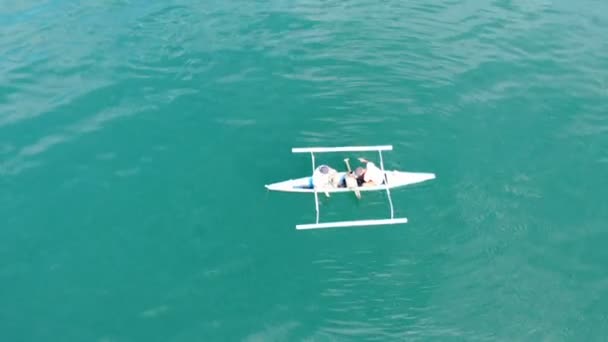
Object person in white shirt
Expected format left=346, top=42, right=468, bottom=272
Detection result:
left=311, top=164, right=340, bottom=196
left=354, top=158, right=385, bottom=186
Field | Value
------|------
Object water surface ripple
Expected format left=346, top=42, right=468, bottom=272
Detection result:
left=1, top=0, right=607, bottom=341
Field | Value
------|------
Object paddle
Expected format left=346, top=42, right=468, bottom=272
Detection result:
left=343, top=158, right=361, bottom=199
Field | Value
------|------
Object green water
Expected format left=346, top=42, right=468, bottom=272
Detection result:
left=2, top=1, right=608, bottom=341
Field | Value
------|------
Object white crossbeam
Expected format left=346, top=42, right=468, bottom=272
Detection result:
left=292, top=145, right=393, bottom=153
left=296, top=218, right=408, bottom=230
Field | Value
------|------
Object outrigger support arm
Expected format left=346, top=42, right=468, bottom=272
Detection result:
left=378, top=149, right=394, bottom=219
left=293, top=145, right=392, bottom=153
left=311, top=152, right=320, bottom=224
left=297, top=218, right=408, bottom=230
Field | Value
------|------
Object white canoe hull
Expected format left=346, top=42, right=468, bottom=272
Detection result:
left=265, top=170, right=435, bottom=193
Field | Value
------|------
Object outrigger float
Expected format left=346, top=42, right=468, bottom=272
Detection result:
left=265, top=145, right=436, bottom=230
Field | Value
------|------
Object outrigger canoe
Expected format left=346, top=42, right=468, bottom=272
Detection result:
left=265, top=170, right=435, bottom=193
left=264, top=145, right=436, bottom=230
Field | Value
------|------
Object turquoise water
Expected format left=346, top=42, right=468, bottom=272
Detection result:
left=2, top=1, right=608, bottom=340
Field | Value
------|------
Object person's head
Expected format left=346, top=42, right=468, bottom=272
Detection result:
left=355, top=166, right=365, bottom=177
left=320, top=165, right=329, bottom=174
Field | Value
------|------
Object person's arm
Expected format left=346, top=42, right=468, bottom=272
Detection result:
left=358, top=157, right=369, bottom=164
left=313, top=181, right=331, bottom=197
